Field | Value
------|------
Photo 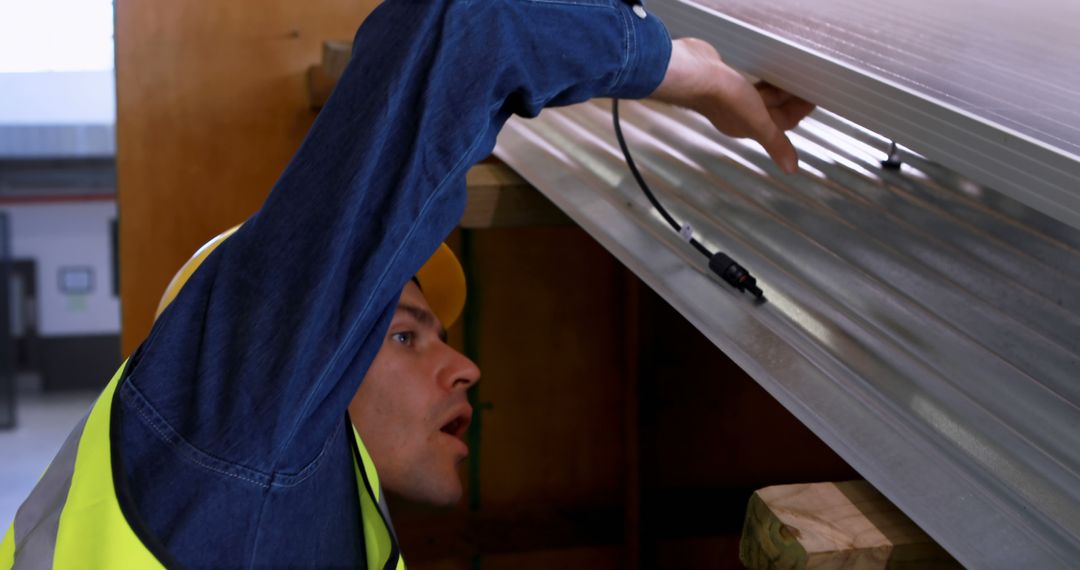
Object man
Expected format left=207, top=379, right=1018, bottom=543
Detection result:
left=2, top=0, right=812, bottom=567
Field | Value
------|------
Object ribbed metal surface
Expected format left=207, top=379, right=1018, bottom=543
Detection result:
left=0, top=125, right=115, bottom=158
left=650, top=0, right=1080, bottom=231
left=494, top=100, right=1080, bottom=568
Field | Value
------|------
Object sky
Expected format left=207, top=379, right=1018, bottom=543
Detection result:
left=0, top=0, right=114, bottom=73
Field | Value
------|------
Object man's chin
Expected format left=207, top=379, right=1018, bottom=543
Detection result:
left=427, top=488, right=463, bottom=507
left=387, top=476, right=462, bottom=507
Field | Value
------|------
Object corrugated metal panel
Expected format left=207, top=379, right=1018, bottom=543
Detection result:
left=649, top=0, right=1080, bottom=231
left=0, top=125, right=115, bottom=158
left=494, top=100, right=1080, bottom=568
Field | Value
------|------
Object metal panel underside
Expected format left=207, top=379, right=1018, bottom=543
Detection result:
left=494, top=100, right=1080, bottom=569
left=650, top=0, right=1080, bottom=231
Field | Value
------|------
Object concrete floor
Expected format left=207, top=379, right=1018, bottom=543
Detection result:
left=0, top=389, right=98, bottom=526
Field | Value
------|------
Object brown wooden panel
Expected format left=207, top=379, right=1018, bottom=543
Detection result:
left=636, top=283, right=858, bottom=490
left=115, top=0, right=377, bottom=353
left=654, top=536, right=743, bottom=570
left=482, top=546, right=623, bottom=570
left=393, top=506, right=622, bottom=564
left=468, top=227, right=629, bottom=510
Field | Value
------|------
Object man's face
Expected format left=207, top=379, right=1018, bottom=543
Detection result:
left=348, top=281, right=480, bottom=505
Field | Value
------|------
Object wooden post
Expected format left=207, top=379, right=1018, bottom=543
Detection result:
left=307, top=41, right=352, bottom=109
left=740, top=481, right=961, bottom=570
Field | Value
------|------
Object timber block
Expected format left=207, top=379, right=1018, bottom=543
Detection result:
left=739, top=481, right=961, bottom=569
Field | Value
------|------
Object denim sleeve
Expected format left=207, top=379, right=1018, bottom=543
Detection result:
left=120, top=0, right=670, bottom=482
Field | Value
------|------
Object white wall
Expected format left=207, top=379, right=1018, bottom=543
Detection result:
left=1, top=200, right=119, bottom=337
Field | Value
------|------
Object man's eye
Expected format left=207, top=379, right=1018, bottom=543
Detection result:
left=391, top=332, right=415, bottom=346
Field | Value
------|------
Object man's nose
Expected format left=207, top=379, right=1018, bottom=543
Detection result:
left=441, top=345, right=480, bottom=391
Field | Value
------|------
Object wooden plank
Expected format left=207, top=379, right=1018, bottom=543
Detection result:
left=461, top=163, right=571, bottom=228
left=740, top=481, right=961, bottom=569
left=466, top=226, right=629, bottom=510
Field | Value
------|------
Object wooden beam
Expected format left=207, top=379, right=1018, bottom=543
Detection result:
left=740, top=481, right=961, bottom=570
left=306, top=40, right=352, bottom=110
left=462, top=163, right=572, bottom=228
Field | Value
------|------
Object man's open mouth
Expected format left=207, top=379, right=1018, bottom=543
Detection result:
left=440, top=412, right=471, bottom=440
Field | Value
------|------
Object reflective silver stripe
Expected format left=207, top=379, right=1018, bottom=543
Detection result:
left=12, top=412, right=90, bottom=569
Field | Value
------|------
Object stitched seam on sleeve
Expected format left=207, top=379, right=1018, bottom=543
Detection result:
left=609, top=1, right=633, bottom=92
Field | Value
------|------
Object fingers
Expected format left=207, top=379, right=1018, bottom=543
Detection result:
left=774, top=99, right=816, bottom=130
left=757, top=82, right=815, bottom=130
left=763, top=132, right=799, bottom=175
left=755, top=82, right=793, bottom=107
left=768, top=99, right=816, bottom=131
left=655, top=50, right=808, bottom=174
left=750, top=119, right=799, bottom=174
left=754, top=82, right=812, bottom=172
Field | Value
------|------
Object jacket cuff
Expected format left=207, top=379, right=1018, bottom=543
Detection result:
left=611, top=0, right=673, bottom=99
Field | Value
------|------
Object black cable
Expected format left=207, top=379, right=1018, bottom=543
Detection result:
left=612, top=99, right=764, bottom=300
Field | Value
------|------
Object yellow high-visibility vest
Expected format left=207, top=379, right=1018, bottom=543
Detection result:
left=1, top=362, right=405, bottom=569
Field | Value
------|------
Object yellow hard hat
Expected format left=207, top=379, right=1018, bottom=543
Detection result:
left=155, top=226, right=467, bottom=327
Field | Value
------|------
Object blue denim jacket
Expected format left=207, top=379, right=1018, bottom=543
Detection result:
left=115, top=0, right=670, bottom=566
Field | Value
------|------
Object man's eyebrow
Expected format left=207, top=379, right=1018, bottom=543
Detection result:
left=396, top=303, right=448, bottom=342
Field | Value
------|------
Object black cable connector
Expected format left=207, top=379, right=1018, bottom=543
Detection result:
left=612, top=99, right=765, bottom=302
left=709, top=252, right=763, bottom=298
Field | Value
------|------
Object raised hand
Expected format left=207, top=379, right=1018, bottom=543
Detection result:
left=650, top=38, right=815, bottom=174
